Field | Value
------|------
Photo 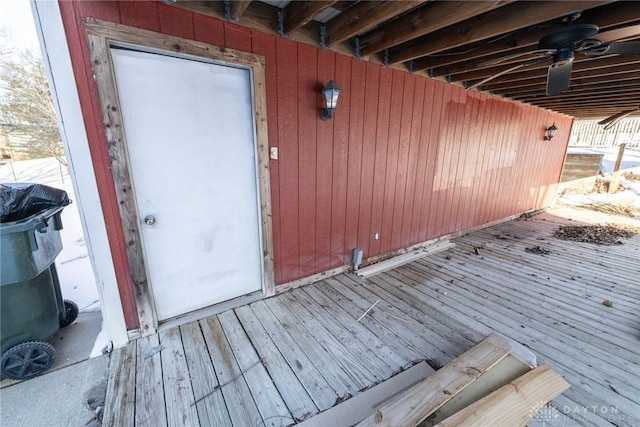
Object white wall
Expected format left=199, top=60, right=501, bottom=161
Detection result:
left=32, top=0, right=129, bottom=347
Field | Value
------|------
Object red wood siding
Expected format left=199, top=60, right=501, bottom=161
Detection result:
left=59, top=1, right=573, bottom=326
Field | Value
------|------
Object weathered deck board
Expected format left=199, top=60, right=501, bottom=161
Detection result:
left=199, top=316, right=263, bottom=426
left=135, top=334, right=167, bottom=427
left=102, top=208, right=640, bottom=427
left=234, top=305, right=320, bottom=420
left=217, top=310, right=293, bottom=426
left=158, top=328, right=199, bottom=426
left=103, top=340, right=137, bottom=427
left=180, top=322, right=231, bottom=427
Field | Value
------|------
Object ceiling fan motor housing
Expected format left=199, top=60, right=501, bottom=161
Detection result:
left=539, top=24, right=600, bottom=50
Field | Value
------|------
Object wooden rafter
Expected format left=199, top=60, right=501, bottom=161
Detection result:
left=459, top=56, right=640, bottom=84
left=389, top=0, right=614, bottom=64
left=325, top=0, right=424, bottom=47
left=283, top=0, right=338, bottom=35
left=483, top=69, right=639, bottom=92
left=359, top=0, right=511, bottom=56
left=414, top=2, right=640, bottom=73
left=230, top=0, right=252, bottom=20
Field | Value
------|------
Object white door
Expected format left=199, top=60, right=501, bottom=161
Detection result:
left=111, top=48, right=263, bottom=321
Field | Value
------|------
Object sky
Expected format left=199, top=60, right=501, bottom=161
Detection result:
left=0, top=0, right=41, bottom=55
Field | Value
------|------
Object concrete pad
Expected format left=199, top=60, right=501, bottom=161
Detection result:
left=0, top=355, right=108, bottom=427
left=1, top=311, right=103, bottom=388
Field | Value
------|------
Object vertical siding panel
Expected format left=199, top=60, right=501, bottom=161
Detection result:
left=423, top=83, right=448, bottom=241
left=357, top=64, right=381, bottom=258
left=329, top=55, right=352, bottom=268
left=494, top=103, right=518, bottom=221
left=401, top=77, right=426, bottom=247
left=62, top=1, right=142, bottom=328
left=409, top=78, right=434, bottom=244
left=224, top=22, right=252, bottom=51
left=368, top=68, right=393, bottom=257
left=251, top=32, right=282, bottom=284
left=276, top=38, right=299, bottom=282
left=478, top=99, right=500, bottom=225
left=119, top=1, right=160, bottom=31
left=344, top=60, right=367, bottom=261
left=526, top=107, right=546, bottom=210
left=193, top=13, right=225, bottom=46
left=482, top=101, right=504, bottom=223
left=379, top=71, right=405, bottom=253
left=449, top=90, right=474, bottom=234
left=468, top=93, right=491, bottom=228
left=391, top=74, right=416, bottom=250
left=434, top=87, right=461, bottom=237
left=487, top=101, right=510, bottom=223
left=455, top=92, right=482, bottom=232
left=315, top=51, right=335, bottom=272
left=158, top=5, right=194, bottom=39
left=297, top=44, right=318, bottom=278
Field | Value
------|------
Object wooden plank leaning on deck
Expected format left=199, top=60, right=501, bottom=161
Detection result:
left=356, top=339, right=511, bottom=427
left=437, top=365, right=570, bottom=427
left=135, top=334, right=166, bottom=427
left=103, top=340, right=137, bottom=427
left=158, top=327, right=199, bottom=426
left=180, top=322, right=231, bottom=426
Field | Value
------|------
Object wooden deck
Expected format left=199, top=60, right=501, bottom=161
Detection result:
left=103, top=207, right=640, bottom=427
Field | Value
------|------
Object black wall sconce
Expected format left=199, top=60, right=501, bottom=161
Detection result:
left=321, top=80, right=342, bottom=121
left=544, top=123, right=558, bottom=141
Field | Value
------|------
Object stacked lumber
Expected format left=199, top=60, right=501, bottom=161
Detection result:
left=302, top=333, right=569, bottom=427
left=356, top=333, right=569, bottom=427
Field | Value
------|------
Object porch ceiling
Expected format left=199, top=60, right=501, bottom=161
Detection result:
left=171, top=0, right=640, bottom=120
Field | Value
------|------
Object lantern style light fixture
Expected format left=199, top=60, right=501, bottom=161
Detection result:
left=321, top=80, right=342, bottom=121
left=544, top=123, right=558, bottom=141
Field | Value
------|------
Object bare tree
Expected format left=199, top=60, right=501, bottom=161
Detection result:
left=0, top=46, right=65, bottom=165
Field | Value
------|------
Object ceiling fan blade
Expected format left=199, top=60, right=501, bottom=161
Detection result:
left=478, top=49, right=554, bottom=67
left=592, top=24, right=640, bottom=43
left=466, top=64, right=526, bottom=90
left=603, top=41, right=640, bottom=55
left=467, top=57, right=548, bottom=91
left=599, top=107, right=640, bottom=129
left=546, top=59, right=573, bottom=96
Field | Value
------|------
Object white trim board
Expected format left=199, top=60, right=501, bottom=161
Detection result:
left=32, top=1, right=128, bottom=347
left=356, top=241, right=455, bottom=278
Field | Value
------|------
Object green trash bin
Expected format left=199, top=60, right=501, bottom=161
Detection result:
left=0, top=204, right=78, bottom=380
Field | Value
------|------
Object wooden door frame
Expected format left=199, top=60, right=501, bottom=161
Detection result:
left=85, top=19, right=275, bottom=335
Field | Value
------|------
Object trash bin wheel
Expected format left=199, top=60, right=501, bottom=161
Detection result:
left=59, top=299, right=79, bottom=328
left=0, top=341, right=55, bottom=380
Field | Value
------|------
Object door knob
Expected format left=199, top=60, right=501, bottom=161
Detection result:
left=144, top=215, right=156, bottom=225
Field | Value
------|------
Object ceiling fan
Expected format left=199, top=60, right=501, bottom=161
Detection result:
left=467, top=14, right=640, bottom=95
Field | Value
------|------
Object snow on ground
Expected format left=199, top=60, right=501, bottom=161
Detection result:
left=1, top=158, right=101, bottom=315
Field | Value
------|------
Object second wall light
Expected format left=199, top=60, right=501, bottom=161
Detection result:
left=321, top=80, right=342, bottom=121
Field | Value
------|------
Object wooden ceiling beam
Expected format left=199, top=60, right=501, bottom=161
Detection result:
left=523, top=92, right=640, bottom=105
left=283, top=0, right=339, bottom=35
left=414, top=2, right=640, bottom=72
left=479, top=64, right=640, bottom=91
left=359, top=0, right=511, bottom=56
left=494, top=76, right=640, bottom=96
left=459, top=55, right=640, bottom=84
left=528, top=96, right=640, bottom=105
left=325, top=0, right=424, bottom=46
left=230, top=0, right=252, bottom=20
left=482, top=73, right=639, bottom=93
left=389, top=1, right=614, bottom=65
left=513, top=83, right=640, bottom=99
